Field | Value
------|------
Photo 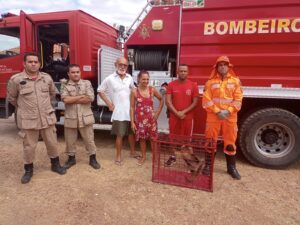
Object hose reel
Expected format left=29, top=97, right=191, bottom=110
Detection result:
left=134, top=50, right=169, bottom=71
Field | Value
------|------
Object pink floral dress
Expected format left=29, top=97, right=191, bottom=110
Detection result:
left=135, top=87, right=157, bottom=141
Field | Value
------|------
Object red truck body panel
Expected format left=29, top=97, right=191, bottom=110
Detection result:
left=126, top=6, right=180, bottom=45
left=125, top=0, right=300, bottom=133
left=181, top=0, right=300, bottom=87
left=0, top=10, right=118, bottom=98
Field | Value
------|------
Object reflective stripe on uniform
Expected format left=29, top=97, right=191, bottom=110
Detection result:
left=212, top=98, right=233, bottom=104
left=211, top=83, right=220, bottom=89
left=203, top=101, right=214, bottom=108
left=226, top=83, right=235, bottom=89
left=232, top=100, right=242, bottom=109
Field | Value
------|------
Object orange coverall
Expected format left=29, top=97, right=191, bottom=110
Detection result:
left=202, top=60, right=243, bottom=155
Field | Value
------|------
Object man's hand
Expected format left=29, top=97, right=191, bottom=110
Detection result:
left=217, top=110, right=230, bottom=120
left=177, top=111, right=186, bottom=119
left=108, top=103, right=115, bottom=111
left=153, top=112, right=160, bottom=120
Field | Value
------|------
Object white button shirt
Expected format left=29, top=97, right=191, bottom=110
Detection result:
left=97, top=72, right=134, bottom=121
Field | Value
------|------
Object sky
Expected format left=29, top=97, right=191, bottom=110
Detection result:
left=0, top=0, right=148, bottom=51
left=0, top=0, right=146, bottom=27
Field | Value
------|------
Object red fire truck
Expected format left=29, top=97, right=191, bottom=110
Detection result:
left=0, top=10, right=125, bottom=127
left=1, top=0, right=300, bottom=169
left=124, top=0, right=300, bottom=168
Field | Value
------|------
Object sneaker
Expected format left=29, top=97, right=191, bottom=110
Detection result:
left=164, top=156, right=176, bottom=167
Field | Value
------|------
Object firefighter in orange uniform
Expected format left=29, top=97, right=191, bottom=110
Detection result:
left=202, top=56, right=243, bottom=179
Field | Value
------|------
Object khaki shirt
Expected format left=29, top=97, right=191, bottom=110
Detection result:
left=61, top=79, right=95, bottom=128
left=7, top=70, right=57, bottom=130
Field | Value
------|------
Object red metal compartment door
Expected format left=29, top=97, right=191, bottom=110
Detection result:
left=20, top=10, right=35, bottom=54
left=0, top=11, right=35, bottom=100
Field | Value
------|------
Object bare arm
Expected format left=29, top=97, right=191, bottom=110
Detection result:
left=98, top=92, right=114, bottom=111
left=180, top=96, right=199, bottom=115
left=130, top=89, right=137, bottom=133
left=166, top=93, right=182, bottom=119
left=153, top=88, right=164, bottom=120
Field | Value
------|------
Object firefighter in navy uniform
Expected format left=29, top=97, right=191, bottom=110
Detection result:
left=202, top=56, right=243, bottom=180
left=7, top=52, right=66, bottom=184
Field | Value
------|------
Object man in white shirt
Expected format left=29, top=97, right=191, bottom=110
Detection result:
left=98, top=57, right=136, bottom=165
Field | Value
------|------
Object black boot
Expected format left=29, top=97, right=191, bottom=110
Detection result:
left=89, top=154, right=100, bottom=169
left=21, top=163, right=33, bottom=184
left=51, top=157, right=66, bottom=175
left=64, top=155, right=76, bottom=169
left=225, top=154, right=241, bottom=180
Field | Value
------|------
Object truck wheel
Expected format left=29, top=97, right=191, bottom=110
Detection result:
left=239, top=108, right=300, bottom=168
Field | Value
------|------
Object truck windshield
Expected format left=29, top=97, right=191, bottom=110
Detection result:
left=0, top=27, right=20, bottom=59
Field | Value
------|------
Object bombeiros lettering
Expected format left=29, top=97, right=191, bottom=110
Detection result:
left=204, top=18, right=300, bottom=35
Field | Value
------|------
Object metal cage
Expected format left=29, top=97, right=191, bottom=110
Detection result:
left=152, top=133, right=216, bottom=192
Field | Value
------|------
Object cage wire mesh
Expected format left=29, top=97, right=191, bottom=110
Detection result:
left=152, top=133, right=217, bottom=192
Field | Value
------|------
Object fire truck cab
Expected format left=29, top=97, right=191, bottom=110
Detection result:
left=0, top=10, right=123, bottom=128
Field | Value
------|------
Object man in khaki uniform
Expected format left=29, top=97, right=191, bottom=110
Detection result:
left=7, top=52, right=66, bottom=184
left=61, top=64, right=100, bottom=169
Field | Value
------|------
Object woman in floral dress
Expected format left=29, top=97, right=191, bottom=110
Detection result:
left=130, top=70, right=164, bottom=165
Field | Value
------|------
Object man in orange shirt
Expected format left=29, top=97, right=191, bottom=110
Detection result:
left=202, top=56, right=243, bottom=179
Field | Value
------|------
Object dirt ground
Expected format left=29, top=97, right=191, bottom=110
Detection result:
left=0, top=117, right=299, bottom=225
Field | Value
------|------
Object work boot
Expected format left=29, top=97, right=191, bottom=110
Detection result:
left=50, top=157, right=66, bottom=175
left=225, top=154, right=241, bottom=180
left=89, top=154, right=100, bottom=169
left=21, top=163, right=33, bottom=184
left=64, top=155, right=76, bottom=169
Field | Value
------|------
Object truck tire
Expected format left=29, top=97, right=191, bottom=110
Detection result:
left=239, top=108, right=300, bottom=168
